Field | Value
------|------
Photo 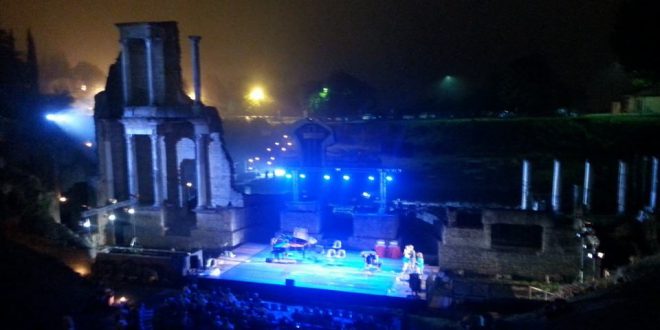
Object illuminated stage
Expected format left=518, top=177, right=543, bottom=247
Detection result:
left=196, top=243, right=435, bottom=308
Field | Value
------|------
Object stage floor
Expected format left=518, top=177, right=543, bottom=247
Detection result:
left=197, top=243, right=435, bottom=300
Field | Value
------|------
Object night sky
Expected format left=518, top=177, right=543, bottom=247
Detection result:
left=1, top=0, right=622, bottom=112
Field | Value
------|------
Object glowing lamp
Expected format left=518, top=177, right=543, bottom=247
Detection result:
left=299, top=173, right=306, bottom=179
left=274, top=168, right=286, bottom=177
left=127, top=208, right=135, bottom=215
left=323, top=174, right=331, bottom=181
left=368, top=175, right=375, bottom=181
left=108, top=213, right=117, bottom=221
left=386, top=175, right=393, bottom=181
left=342, top=175, right=350, bottom=181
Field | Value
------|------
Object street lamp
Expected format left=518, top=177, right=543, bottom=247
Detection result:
left=247, top=86, right=267, bottom=107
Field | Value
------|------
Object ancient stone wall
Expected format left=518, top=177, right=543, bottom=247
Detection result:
left=438, top=208, right=580, bottom=281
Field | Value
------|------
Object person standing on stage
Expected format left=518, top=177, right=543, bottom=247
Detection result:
left=415, top=252, right=425, bottom=274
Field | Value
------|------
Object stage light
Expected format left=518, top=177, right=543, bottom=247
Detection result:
left=45, top=113, right=69, bottom=123
left=186, top=182, right=193, bottom=188
left=59, top=196, right=68, bottom=202
left=587, top=252, right=593, bottom=259
left=248, top=166, right=253, bottom=170
left=84, top=141, right=93, bottom=148
left=270, top=156, right=275, bottom=160
left=82, top=219, right=91, bottom=228
left=127, top=208, right=135, bottom=215
left=275, top=142, right=280, bottom=146
left=368, top=175, right=375, bottom=181
left=266, top=148, right=271, bottom=152
left=255, top=157, right=260, bottom=161
left=597, top=252, right=605, bottom=259
left=299, top=173, right=306, bottom=179
left=266, top=161, right=272, bottom=165
left=108, top=213, right=116, bottom=221
left=287, top=142, right=292, bottom=146
left=386, top=175, right=393, bottom=181
left=281, top=147, right=287, bottom=152
left=274, top=168, right=286, bottom=177
left=283, top=134, right=288, bottom=139
left=342, top=175, right=350, bottom=181
left=248, top=158, right=254, bottom=162
left=323, top=174, right=331, bottom=181
left=285, top=174, right=293, bottom=179
left=362, top=192, right=371, bottom=198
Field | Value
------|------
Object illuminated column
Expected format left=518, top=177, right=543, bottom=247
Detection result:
left=617, top=160, right=627, bottom=215
left=150, top=132, right=162, bottom=206
left=521, top=160, right=531, bottom=210
left=195, top=133, right=209, bottom=209
left=291, top=169, right=300, bottom=202
left=189, top=36, right=202, bottom=106
left=145, top=38, right=155, bottom=105
left=583, top=160, right=592, bottom=211
left=650, top=157, right=659, bottom=211
left=159, top=135, right=169, bottom=203
left=551, top=159, right=561, bottom=213
left=120, top=40, right=131, bottom=105
left=379, top=170, right=387, bottom=214
left=125, top=133, right=138, bottom=200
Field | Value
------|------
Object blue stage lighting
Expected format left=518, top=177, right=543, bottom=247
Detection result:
left=323, top=174, right=331, bottom=181
left=285, top=173, right=293, bottom=179
left=368, top=175, right=375, bottom=181
left=274, top=168, right=286, bottom=177
left=386, top=175, right=393, bottom=181
left=362, top=192, right=371, bottom=198
left=342, top=175, right=350, bottom=181
left=299, top=173, right=306, bottom=179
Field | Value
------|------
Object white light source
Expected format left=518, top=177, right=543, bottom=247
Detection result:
left=362, top=192, right=371, bottom=198
left=299, top=173, right=306, bottom=179
left=274, top=168, right=286, bottom=177
left=368, top=175, right=375, bottom=181
left=342, top=175, right=350, bottom=181
left=83, top=219, right=91, bottom=228
left=108, top=214, right=117, bottom=221
left=59, top=196, right=68, bottom=203
left=127, top=208, right=135, bottom=215
left=597, top=252, right=605, bottom=259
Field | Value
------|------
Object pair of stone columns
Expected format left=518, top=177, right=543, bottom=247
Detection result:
left=125, top=130, right=210, bottom=209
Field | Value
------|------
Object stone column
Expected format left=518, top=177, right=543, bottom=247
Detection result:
left=150, top=131, right=162, bottom=206
left=195, top=133, right=209, bottom=209
left=125, top=133, right=138, bottom=200
left=521, top=160, right=531, bottom=210
left=551, top=159, right=561, bottom=213
left=291, top=170, right=300, bottom=202
left=379, top=170, right=387, bottom=214
left=583, top=160, right=592, bottom=211
left=145, top=38, right=155, bottom=105
left=650, top=157, right=659, bottom=211
left=159, top=135, right=169, bottom=204
left=120, top=39, right=131, bottom=105
left=102, top=121, right=115, bottom=201
left=617, top=160, right=627, bottom=215
left=189, top=36, right=202, bottom=105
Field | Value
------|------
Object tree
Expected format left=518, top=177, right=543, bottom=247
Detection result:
left=496, top=53, right=575, bottom=116
left=302, top=71, right=377, bottom=118
left=612, top=0, right=660, bottom=83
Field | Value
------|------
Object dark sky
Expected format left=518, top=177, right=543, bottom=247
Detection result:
left=1, top=0, right=623, bottom=112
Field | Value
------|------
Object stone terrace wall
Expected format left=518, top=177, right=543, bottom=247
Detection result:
left=439, top=209, right=580, bottom=281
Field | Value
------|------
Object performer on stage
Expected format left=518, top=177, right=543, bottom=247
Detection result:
left=402, top=244, right=416, bottom=274
left=415, top=252, right=425, bottom=274
left=361, top=250, right=382, bottom=270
